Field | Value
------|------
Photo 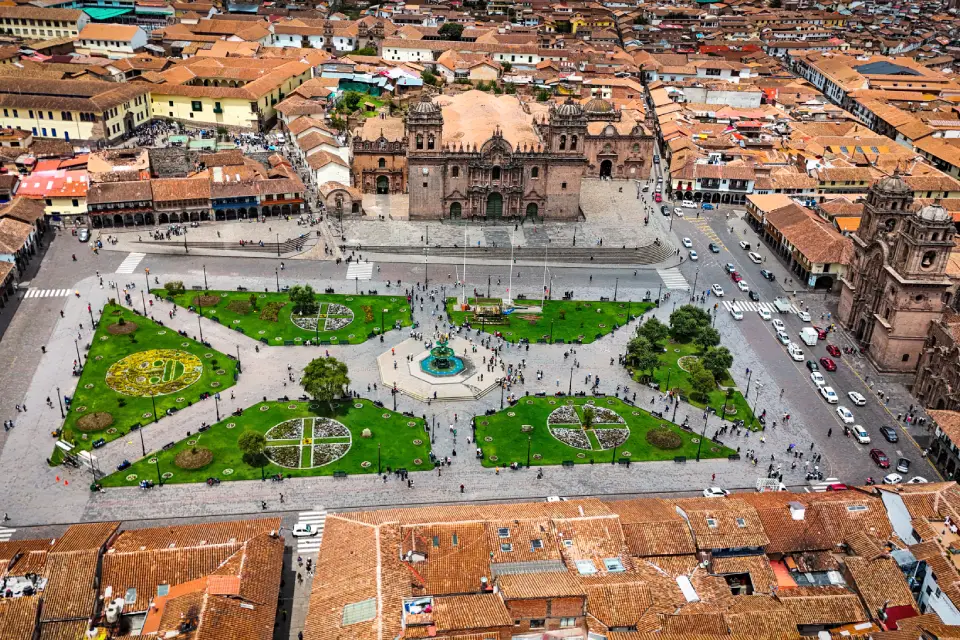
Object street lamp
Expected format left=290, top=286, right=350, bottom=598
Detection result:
left=203, top=264, right=208, bottom=291
left=568, top=366, right=574, bottom=395
left=275, top=268, right=280, bottom=293
left=424, top=248, right=429, bottom=288
left=526, top=436, right=531, bottom=468
left=696, top=411, right=708, bottom=461
left=276, top=233, right=281, bottom=258
left=141, top=290, right=147, bottom=315
left=151, top=391, right=158, bottom=423
left=56, top=385, right=64, bottom=418
left=74, top=339, right=82, bottom=365
left=88, top=304, right=95, bottom=327
left=614, top=278, right=619, bottom=302
left=751, top=383, right=764, bottom=429
left=214, top=393, right=220, bottom=422
left=431, top=414, right=436, bottom=444
left=137, top=423, right=146, bottom=457
left=236, top=344, right=242, bottom=374
left=500, top=380, right=505, bottom=409
left=691, top=268, right=700, bottom=302
left=197, top=313, right=204, bottom=344
left=155, top=455, right=163, bottom=486
left=378, top=442, right=382, bottom=474
left=144, top=268, right=150, bottom=293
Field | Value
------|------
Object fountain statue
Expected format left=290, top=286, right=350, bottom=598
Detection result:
left=420, top=335, right=466, bottom=376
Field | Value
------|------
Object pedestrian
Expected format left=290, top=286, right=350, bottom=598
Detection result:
left=711, top=473, right=715, bottom=482
left=827, top=428, right=832, bottom=437
left=460, top=483, right=464, bottom=493
left=810, top=442, right=814, bottom=451
left=280, top=493, right=284, bottom=503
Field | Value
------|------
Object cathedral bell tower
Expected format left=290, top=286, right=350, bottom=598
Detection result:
left=406, top=93, right=444, bottom=219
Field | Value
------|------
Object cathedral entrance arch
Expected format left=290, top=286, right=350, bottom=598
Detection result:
left=449, top=202, right=462, bottom=219
left=856, top=318, right=867, bottom=342
left=599, top=160, right=613, bottom=178
left=376, top=176, right=389, bottom=194
left=486, top=193, right=503, bottom=218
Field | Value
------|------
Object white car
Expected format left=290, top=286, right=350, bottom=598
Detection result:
left=737, top=281, right=749, bottom=292
left=758, top=308, right=772, bottom=321
left=711, top=284, right=724, bottom=297
left=689, top=250, right=698, bottom=261
left=682, top=200, right=697, bottom=208
left=292, top=523, right=319, bottom=537
left=776, top=331, right=790, bottom=345
left=797, top=311, right=811, bottom=322
left=748, top=252, right=762, bottom=264
left=674, top=208, right=684, bottom=217
left=810, top=371, right=826, bottom=387
left=883, top=473, right=903, bottom=485
left=852, top=425, right=871, bottom=444
left=739, top=240, right=750, bottom=250
left=820, top=386, right=838, bottom=403
left=772, top=319, right=785, bottom=332
left=848, top=391, right=866, bottom=406
left=787, top=343, right=805, bottom=361
left=907, top=476, right=929, bottom=484
left=730, top=307, right=743, bottom=320
left=702, top=487, right=730, bottom=498
left=836, top=406, right=855, bottom=424
left=682, top=237, right=693, bottom=248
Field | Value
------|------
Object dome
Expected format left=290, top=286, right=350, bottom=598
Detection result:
left=553, top=99, right=583, bottom=117
left=875, top=173, right=911, bottom=194
left=918, top=203, right=951, bottom=223
left=584, top=97, right=613, bottom=114
left=410, top=94, right=440, bottom=115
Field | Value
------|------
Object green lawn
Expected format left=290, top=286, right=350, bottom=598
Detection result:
left=154, top=289, right=412, bottom=345
left=57, top=304, right=238, bottom=455
left=100, top=399, right=434, bottom=486
left=635, top=340, right=756, bottom=428
left=474, top=396, right=733, bottom=467
left=446, top=298, right=653, bottom=344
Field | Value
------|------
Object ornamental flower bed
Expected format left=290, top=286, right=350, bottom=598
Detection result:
left=265, top=445, right=300, bottom=468
left=549, top=427, right=591, bottom=450
left=266, top=419, right=303, bottom=440
left=548, top=405, right=579, bottom=425
left=586, top=405, right=625, bottom=424
left=328, top=304, right=350, bottom=315
left=325, top=316, right=352, bottom=331
left=313, top=442, right=350, bottom=466
left=313, top=417, right=350, bottom=438
left=595, top=428, right=630, bottom=449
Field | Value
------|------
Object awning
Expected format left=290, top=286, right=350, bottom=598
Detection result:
left=83, top=7, right=133, bottom=20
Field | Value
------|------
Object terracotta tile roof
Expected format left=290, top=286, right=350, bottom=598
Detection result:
left=735, top=493, right=832, bottom=554
left=765, top=203, right=854, bottom=266
left=150, top=178, right=211, bottom=203
left=638, top=554, right=699, bottom=577
left=433, top=594, right=512, bottom=631
left=40, top=549, right=100, bottom=621
left=658, top=612, right=729, bottom=635
left=0, top=595, right=40, bottom=640
left=724, top=597, right=800, bottom=639
left=606, top=498, right=695, bottom=557
left=674, top=498, right=770, bottom=551
left=586, top=582, right=653, bottom=629
left=79, top=24, right=142, bottom=42
left=87, top=181, right=153, bottom=205
left=497, top=572, right=586, bottom=599
left=0, top=198, right=45, bottom=224
left=810, top=493, right=893, bottom=545
left=710, top=554, right=777, bottom=595
left=51, top=522, right=118, bottom=554
left=776, top=587, right=868, bottom=626
left=38, top=620, right=91, bottom=640
left=555, top=516, right=630, bottom=569
left=844, top=557, right=918, bottom=618
left=930, top=410, right=960, bottom=447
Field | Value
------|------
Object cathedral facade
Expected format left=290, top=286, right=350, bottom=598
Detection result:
left=838, top=172, right=955, bottom=373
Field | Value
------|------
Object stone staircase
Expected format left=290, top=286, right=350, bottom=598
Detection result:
left=358, top=241, right=675, bottom=265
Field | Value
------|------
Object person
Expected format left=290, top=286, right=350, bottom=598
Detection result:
left=460, top=483, right=464, bottom=493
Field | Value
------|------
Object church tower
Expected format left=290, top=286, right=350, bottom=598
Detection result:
left=406, top=94, right=445, bottom=219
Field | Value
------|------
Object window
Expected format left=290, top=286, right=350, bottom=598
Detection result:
left=492, top=166, right=501, bottom=181
left=575, top=559, right=597, bottom=575
left=561, top=182, right=567, bottom=190
left=124, top=588, right=137, bottom=604
left=432, top=535, right=440, bottom=547
left=157, top=584, right=170, bottom=597
left=378, top=157, right=386, bottom=169
left=706, top=517, right=718, bottom=528
left=451, top=166, right=459, bottom=177
left=427, top=135, right=435, bottom=150
left=560, top=618, right=577, bottom=628
left=45, top=199, right=51, bottom=206
left=902, top=354, right=910, bottom=362
left=531, top=539, right=543, bottom=550
left=38, top=111, right=43, bottom=120
left=736, top=517, right=746, bottom=528
left=71, top=198, right=77, bottom=207
left=47, top=111, right=52, bottom=120
left=416, top=135, right=423, bottom=150
left=846, top=505, right=867, bottom=512
left=168, top=100, right=174, bottom=107
left=603, top=558, right=625, bottom=572
left=41, top=128, right=46, bottom=136
left=531, top=167, right=539, bottom=178
left=191, top=101, right=202, bottom=112
left=559, top=134, right=566, bottom=150
left=571, top=135, right=578, bottom=150
left=530, top=619, right=546, bottom=629
left=498, top=527, right=510, bottom=538
left=452, top=533, right=458, bottom=546
left=12, top=110, right=16, bottom=118
left=500, top=543, right=513, bottom=552
left=28, top=110, right=33, bottom=118
left=563, top=539, right=573, bottom=548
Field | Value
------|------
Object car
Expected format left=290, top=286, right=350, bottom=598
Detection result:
left=798, top=311, right=811, bottom=322
left=820, top=386, right=838, bottom=403
left=806, top=359, right=819, bottom=371
left=702, top=487, right=730, bottom=498
left=739, top=240, right=751, bottom=250
left=731, top=272, right=743, bottom=283
left=820, top=357, right=837, bottom=371
left=292, top=523, right=319, bottom=537
left=870, top=449, right=891, bottom=468
left=826, top=344, right=841, bottom=358
left=654, top=193, right=662, bottom=203
left=907, top=476, right=929, bottom=484
left=730, top=307, right=743, bottom=320
left=660, top=205, right=669, bottom=216
left=758, top=307, right=772, bottom=320
left=852, top=425, right=871, bottom=444
left=810, top=371, right=826, bottom=387
left=776, top=331, right=790, bottom=345
left=788, top=343, right=805, bottom=361
left=749, top=290, right=760, bottom=302
left=848, top=391, right=866, bottom=406
left=77, top=228, right=90, bottom=242
left=879, top=426, right=899, bottom=443
left=117, top=459, right=131, bottom=471
left=674, top=208, right=684, bottom=217
left=92, top=438, right=106, bottom=448
left=654, top=155, right=660, bottom=164
left=689, top=250, right=698, bottom=261
left=642, top=185, right=650, bottom=192
left=813, top=327, right=828, bottom=340
left=682, top=201, right=697, bottom=209
left=748, top=252, right=762, bottom=264
left=709, top=243, right=720, bottom=253
left=883, top=473, right=903, bottom=485
left=682, top=237, right=693, bottom=248
left=836, top=406, right=854, bottom=423
left=826, top=483, right=849, bottom=491
left=737, top=280, right=749, bottom=292
left=711, top=284, right=724, bottom=297
left=772, top=319, right=785, bottom=332
left=724, top=263, right=736, bottom=273
left=702, top=203, right=714, bottom=210
left=896, top=458, right=911, bottom=474
left=760, top=269, right=776, bottom=281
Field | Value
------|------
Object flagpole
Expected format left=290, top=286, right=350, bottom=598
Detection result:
left=541, top=242, right=548, bottom=308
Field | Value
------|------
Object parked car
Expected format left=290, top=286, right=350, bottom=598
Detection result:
left=702, top=487, right=730, bottom=498
left=879, top=426, right=899, bottom=443
left=820, top=386, right=838, bottom=403
left=852, top=425, right=870, bottom=444
left=709, top=243, right=720, bottom=253
left=702, top=203, right=714, bottom=210
left=907, top=476, right=929, bottom=484
left=826, top=344, right=841, bottom=357
left=870, top=449, right=891, bottom=468
left=836, top=406, right=854, bottom=423
left=748, top=252, right=762, bottom=264
left=814, top=327, right=828, bottom=340
left=661, top=205, right=669, bottom=216
left=682, top=201, right=697, bottom=209
left=897, top=457, right=911, bottom=474
left=820, top=357, right=837, bottom=371
left=848, top=391, right=866, bottom=406
left=78, top=228, right=90, bottom=242
left=654, top=193, right=662, bottom=203
left=760, top=269, right=776, bottom=281
left=883, top=473, right=903, bottom=484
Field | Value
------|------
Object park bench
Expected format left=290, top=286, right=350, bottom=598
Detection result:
left=333, top=471, right=347, bottom=479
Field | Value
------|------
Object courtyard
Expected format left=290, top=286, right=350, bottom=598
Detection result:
left=100, top=398, right=434, bottom=486
left=57, top=304, right=238, bottom=457
left=474, top=396, right=734, bottom=468
left=155, top=289, right=412, bottom=345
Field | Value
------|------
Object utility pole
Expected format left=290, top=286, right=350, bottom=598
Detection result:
left=56, top=386, right=64, bottom=418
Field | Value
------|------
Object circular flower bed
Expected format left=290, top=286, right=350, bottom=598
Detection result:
left=267, top=419, right=303, bottom=440
left=489, top=456, right=498, bottom=462
left=677, top=356, right=699, bottom=373
left=484, top=436, right=493, bottom=442
left=533, top=454, right=542, bottom=460
left=646, top=428, right=683, bottom=450
left=105, top=349, right=202, bottom=397
left=126, top=474, right=137, bottom=481
left=622, top=451, right=632, bottom=457
left=108, top=320, right=139, bottom=336
left=216, top=369, right=226, bottom=375
left=181, top=342, right=190, bottom=347
left=223, top=468, right=234, bottom=475
left=157, top=331, right=166, bottom=335
left=74, top=406, right=86, bottom=413
left=260, top=406, right=270, bottom=412
left=95, top=355, right=103, bottom=361
left=106, top=428, right=117, bottom=435
left=507, top=412, right=516, bottom=417
left=313, top=418, right=349, bottom=438
left=100, top=336, right=109, bottom=341
left=192, top=295, right=221, bottom=307
left=161, top=472, right=173, bottom=480
left=407, top=421, right=416, bottom=427
left=355, top=403, right=364, bottom=409
left=148, top=457, right=157, bottom=464
left=174, top=447, right=213, bottom=470
left=576, top=453, right=586, bottom=459
left=413, top=458, right=423, bottom=465
left=382, top=413, right=390, bottom=419
left=187, top=440, right=197, bottom=446
left=176, top=397, right=185, bottom=403
left=288, top=404, right=298, bottom=410
left=142, top=413, right=152, bottom=419
left=413, top=439, right=423, bottom=445
left=550, top=427, right=591, bottom=450
left=204, top=353, right=213, bottom=359
left=481, top=421, right=488, bottom=426
left=595, top=428, right=630, bottom=449
left=691, top=438, right=700, bottom=443
left=84, top=383, right=94, bottom=389
left=526, top=400, right=534, bottom=405
left=226, top=423, right=236, bottom=429
left=210, top=382, right=220, bottom=388
left=361, top=461, right=371, bottom=468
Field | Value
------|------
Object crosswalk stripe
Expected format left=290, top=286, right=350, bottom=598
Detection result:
left=346, top=261, right=374, bottom=281
left=656, top=267, right=689, bottom=291
left=0, top=527, right=16, bottom=542
left=115, top=252, right=146, bottom=275
left=721, top=300, right=802, bottom=314
left=295, top=508, right=327, bottom=554
left=22, top=288, right=71, bottom=299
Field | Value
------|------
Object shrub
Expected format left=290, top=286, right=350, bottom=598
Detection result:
left=361, top=305, right=374, bottom=322
left=164, top=281, right=185, bottom=294
left=259, top=301, right=286, bottom=322
left=362, top=428, right=372, bottom=438
left=646, top=428, right=683, bottom=450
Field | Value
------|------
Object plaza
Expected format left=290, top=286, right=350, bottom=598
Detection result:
left=376, top=336, right=500, bottom=401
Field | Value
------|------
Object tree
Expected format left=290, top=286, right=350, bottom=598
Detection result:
left=702, top=346, right=733, bottom=382
left=341, top=91, right=364, bottom=112
left=438, top=22, right=464, bottom=40
left=769, top=0, right=782, bottom=7
left=329, top=114, right=348, bottom=132
left=237, top=430, right=267, bottom=467
left=354, top=46, right=377, bottom=56
left=723, top=387, right=736, bottom=416
left=422, top=70, right=439, bottom=86
left=302, top=356, right=350, bottom=406
left=249, top=293, right=258, bottom=310
left=504, top=82, right=517, bottom=94
left=626, top=335, right=661, bottom=380
left=289, top=284, right=318, bottom=316
left=501, top=61, right=513, bottom=72
left=536, top=88, right=552, bottom=102
left=669, top=305, right=711, bottom=342
left=694, top=325, right=721, bottom=351
left=582, top=406, right=595, bottom=430
left=637, top=317, right=669, bottom=345
left=689, top=362, right=717, bottom=403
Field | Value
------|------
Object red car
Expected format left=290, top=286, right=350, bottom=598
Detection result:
left=826, top=344, right=841, bottom=357
left=813, top=327, right=828, bottom=340
left=731, top=272, right=742, bottom=283
left=870, top=449, right=890, bottom=469
left=654, top=193, right=662, bottom=203
left=819, top=357, right=837, bottom=371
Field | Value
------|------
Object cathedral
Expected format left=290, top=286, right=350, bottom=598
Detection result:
left=838, top=172, right=955, bottom=373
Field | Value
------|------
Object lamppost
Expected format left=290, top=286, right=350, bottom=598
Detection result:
left=184, top=229, right=188, bottom=254
left=154, top=455, right=163, bottom=486
left=144, top=268, right=150, bottom=292
left=672, top=393, right=680, bottom=424
left=141, top=290, right=147, bottom=315
left=236, top=345, right=242, bottom=374
left=611, top=442, right=618, bottom=464
left=424, top=247, right=429, bottom=288
left=743, top=368, right=754, bottom=409
left=431, top=414, right=436, bottom=444
left=276, top=233, right=281, bottom=258
left=614, top=278, right=619, bottom=302
left=378, top=442, right=382, bottom=474
left=691, top=268, right=700, bottom=302
left=197, top=313, right=204, bottom=344
left=137, top=422, right=146, bottom=457
left=275, top=268, right=280, bottom=292
left=568, top=366, right=574, bottom=395
left=88, top=304, right=95, bottom=327
left=500, top=380, right=505, bottom=409
left=751, top=383, right=764, bottom=429
left=214, top=393, right=220, bottom=422
left=74, top=339, right=82, bottom=365
left=487, top=274, right=491, bottom=298
left=151, top=391, right=158, bottom=423
left=203, top=264, right=208, bottom=291
left=526, top=436, right=531, bottom=468
left=56, top=385, right=64, bottom=418
left=696, top=411, right=708, bottom=461
left=393, top=387, right=397, bottom=411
